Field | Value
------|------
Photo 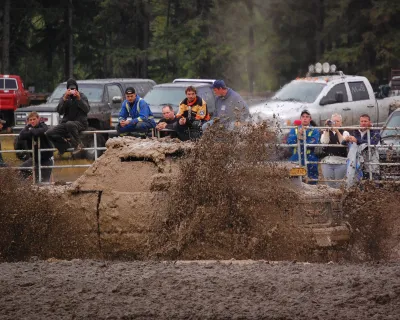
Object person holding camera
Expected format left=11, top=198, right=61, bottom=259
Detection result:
left=19, top=112, right=54, bottom=182
left=320, top=113, right=349, bottom=188
left=46, top=78, right=90, bottom=155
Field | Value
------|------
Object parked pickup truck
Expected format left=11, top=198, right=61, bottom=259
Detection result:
left=13, top=78, right=155, bottom=159
left=0, top=75, right=30, bottom=128
left=250, top=63, right=400, bottom=128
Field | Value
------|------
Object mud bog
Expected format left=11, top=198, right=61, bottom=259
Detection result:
left=1, top=127, right=400, bottom=319
left=1, top=260, right=400, bottom=319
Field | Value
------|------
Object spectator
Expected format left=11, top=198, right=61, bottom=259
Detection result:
left=117, top=87, right=156, bottom=137
left=177, top=86, right=210, bottom=141
left=344, top=114, right=381, bottom=145
left=19, top=112, right=54, bottom=183
left=0, top=117, right=7, bottom=167
left=203, top=80, right=249, bottom=130
left=287, top=110, right=320, bottom=184
left=320, top=113, right=350, bottom=188
left=156, top=105, right=179, bottom=138
left=46, top=78, right=90, bottom=155
left=343, top=114, right=381, bottom=180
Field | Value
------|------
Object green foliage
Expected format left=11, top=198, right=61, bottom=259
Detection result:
left=1, top=0, right=400, bottom=93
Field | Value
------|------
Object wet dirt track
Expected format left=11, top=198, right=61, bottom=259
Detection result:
left=1, top=260, right=400, bottom=320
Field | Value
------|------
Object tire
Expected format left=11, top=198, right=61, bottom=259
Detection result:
left=79, top=127, right=107, bottom=160
left=13, top=137, right=30, bottom=161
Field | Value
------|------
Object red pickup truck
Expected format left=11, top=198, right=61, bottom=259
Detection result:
left=0, top=75, right=30, bottom=127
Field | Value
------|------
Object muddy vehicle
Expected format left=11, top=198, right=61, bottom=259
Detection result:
left=50, top=137, right=350, bottom=259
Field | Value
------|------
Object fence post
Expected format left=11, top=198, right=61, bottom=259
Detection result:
left=302, top=127, right=308, bottom=182
left=38, top=137, right=42, bottom=183
left=366, top=128, right=372, bottom=180
left=31, top=136, right=36, bottom=183
left=94, top=132, right=98, bottom=161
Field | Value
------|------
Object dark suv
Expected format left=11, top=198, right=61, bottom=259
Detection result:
left=143, top=81, right=216, bottom=122
left=13, top=78, right=156, bottom=159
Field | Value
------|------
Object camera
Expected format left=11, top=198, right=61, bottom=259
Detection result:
left=69, top=89, right=77, bottom=98
left=326, top=120, right=336, bottom=126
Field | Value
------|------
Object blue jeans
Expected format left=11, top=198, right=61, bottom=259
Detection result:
left=117, top=121, right=154, bottom=135
left=321, top=163, right=347, bottom=188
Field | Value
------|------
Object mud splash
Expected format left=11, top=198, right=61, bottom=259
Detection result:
left=0, top=169, right=100, bottom=262
left=148, top=124, right=314, bottom=260
left=342, top=182, right=400, bottom=261
left=0, top=123, right=399, bottom=262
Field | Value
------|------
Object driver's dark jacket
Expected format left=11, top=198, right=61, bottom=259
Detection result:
left=19, top=121, right=53, bottom=162
left=57, top=92, right=90, bottom=128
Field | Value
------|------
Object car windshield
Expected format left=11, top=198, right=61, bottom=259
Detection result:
left=381, top=112, right=400, bottom=138
left=49, top=84, right=104, bottom=103
left=273, top=81, right=326, bottom=103
left=144, top=87, right=186, bottom=106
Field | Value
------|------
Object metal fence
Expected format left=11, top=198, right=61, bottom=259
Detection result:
left=281, top=125, right=400, bottom=184
left=1, top=126, right=399, bottom=184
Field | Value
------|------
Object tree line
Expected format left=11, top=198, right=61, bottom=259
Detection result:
left=1, top=0, right=399, bottom=93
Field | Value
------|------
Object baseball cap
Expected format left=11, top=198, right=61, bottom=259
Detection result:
left=125, top=87, right=136, bottom=94
left=300, top=109, right=311, bottom=116
left=211, top=80, right=226, bottom=89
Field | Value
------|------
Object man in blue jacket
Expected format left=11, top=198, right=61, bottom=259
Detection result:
left=287, top=110, right=321, bottom=184
left=343, top=114, right=381, bottom=145
left=117, top=87, right=156, bottom=136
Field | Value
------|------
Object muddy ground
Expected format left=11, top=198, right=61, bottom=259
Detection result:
left=1, top=260, right=400, bottom=319
left=1, top=126, right=400, bottom=319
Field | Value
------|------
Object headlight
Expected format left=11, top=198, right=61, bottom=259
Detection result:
left=330, top=64, right=337, bottom=73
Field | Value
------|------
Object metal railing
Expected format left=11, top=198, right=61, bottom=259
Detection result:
left=280, top=125, right=400, bottom=185
left=0, top=130, right=115, bottom=183
left=1, top=126, right=400, bottom=185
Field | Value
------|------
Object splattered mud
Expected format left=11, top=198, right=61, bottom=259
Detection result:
left=1, top=260, right=400, bottom=319
left=1, top=124, right=400, bottom=319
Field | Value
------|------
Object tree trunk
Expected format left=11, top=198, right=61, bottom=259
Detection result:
left=142, top=0, right=151, bottom=78
left=245, top=0, right=255, bottom=93
left=2, top=0, right=10, bottom=74
left=68, top=0, right=73, bottom=78
left=64, top=0, right=73, bottom=80
left=165, top=0, right=171, bottom=79
left=314, top=0, right=324, bottom=61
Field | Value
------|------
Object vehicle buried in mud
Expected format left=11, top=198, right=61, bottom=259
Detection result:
left=55, top=130, right=350, bottom=260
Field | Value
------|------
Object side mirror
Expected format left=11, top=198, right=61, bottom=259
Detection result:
left=319, top=96, right=330, bottom=106
left=335, top=91, right=344, bottom=103
left=112, top=96, right=122, bottom=103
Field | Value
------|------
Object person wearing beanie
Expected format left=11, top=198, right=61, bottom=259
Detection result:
left=46, top=78, right=90, bottom=154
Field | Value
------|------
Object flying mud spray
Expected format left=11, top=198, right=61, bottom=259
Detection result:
left=0, top=122, right=399, bottom=262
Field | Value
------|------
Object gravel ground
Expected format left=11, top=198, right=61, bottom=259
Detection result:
left=1, top=260, right=400, bottom=320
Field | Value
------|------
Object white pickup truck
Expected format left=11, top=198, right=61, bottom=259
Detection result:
left=250, top=68, right=400, bottom=127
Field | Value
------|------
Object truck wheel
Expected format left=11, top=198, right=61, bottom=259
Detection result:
left=13, top=137, right=30, bottom=161
left=80, top=127, right=107, bottom=160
